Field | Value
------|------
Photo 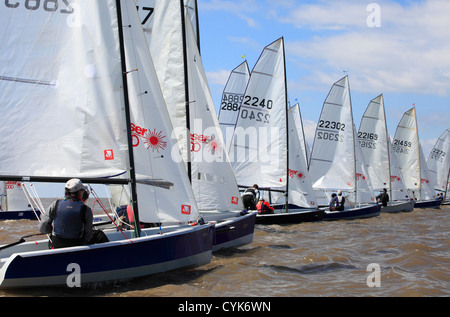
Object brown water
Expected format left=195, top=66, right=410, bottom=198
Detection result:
left=0, top=203, right=448, bottom=297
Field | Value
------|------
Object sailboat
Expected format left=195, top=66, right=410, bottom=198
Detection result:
left=0, top=181, right=40, bottom=220
left=143, top=0, right=255, bottom=251
left=427, top=129, right=450, bottom=204
left=0, top=1, right=214, bottom=288
left=229, top=38, right=322, bottom=225
left=290, top=103, right=311, bottom=166
left=309, top=76, right=381, bottom=221
left=218, top=61, right=251, bottom=150
left=392, top=108, right=441, bottom=209
left=358, top=95, right=414, bottom=213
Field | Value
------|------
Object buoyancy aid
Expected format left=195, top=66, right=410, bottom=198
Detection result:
left=53, top=199, right=86, bottom=239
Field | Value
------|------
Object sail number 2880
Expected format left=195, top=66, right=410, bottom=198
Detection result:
left=4, top=0, right=74, bottom=13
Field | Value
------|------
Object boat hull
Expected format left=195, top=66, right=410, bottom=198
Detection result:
left=0, top=224, right=214, bottom=288
left=211, top=213, right=256, bottom=252
left=256, top=205, right=324, bottom=225
left=323, top=204, right=381, bottom=221
left=0, top=210, right=40, bottom=221
left=414, top=199, right=442, bottom=209
left=381, top=200, right=415, bottom=213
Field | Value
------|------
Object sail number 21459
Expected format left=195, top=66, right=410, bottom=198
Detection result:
left=5, top=0, right=74, bottom=14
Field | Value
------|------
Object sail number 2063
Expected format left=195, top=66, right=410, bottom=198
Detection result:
left=5, top=0, right=74, bottom=13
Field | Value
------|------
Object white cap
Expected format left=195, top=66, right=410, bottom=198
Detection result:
left=65, top=178, right=88, bottom=193
left=337, top=190, right=342, bottom=195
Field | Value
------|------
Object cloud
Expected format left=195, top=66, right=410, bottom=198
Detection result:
left=277, top=0, right=450, bottom=96
left=199, top=0, right=260, bottom=28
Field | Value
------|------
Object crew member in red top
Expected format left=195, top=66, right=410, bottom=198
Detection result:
left=256, top=198, right=274, bottom=214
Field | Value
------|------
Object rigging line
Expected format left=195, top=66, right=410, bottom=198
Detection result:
left=20, top=183, right=42, bottom=222
left=89, top=186, right=131, bottom=242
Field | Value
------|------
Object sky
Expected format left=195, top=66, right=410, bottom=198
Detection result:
left=197, top=0, right=450, bottom=156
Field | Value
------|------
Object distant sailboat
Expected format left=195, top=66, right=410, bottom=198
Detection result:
left=229, top=38, right=322, bottom=224
left=0, top=181, right=40, bottom=220
left=309, top=76, right=380, bottom=220
left=392, top=108, right=441, bottom=209
left=357, top=95, right=414, bottom=213
left=427, top=129, right=450, bottom=204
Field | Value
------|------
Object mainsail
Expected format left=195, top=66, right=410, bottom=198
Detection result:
left=358, top=95, right=409, bottom=200
left=139, top=0, right=242, bottom=212
left=230, top=38, right=288, bottom=191
left=392, top=107, right=436, bottom=201
left=427, top=129, right=450, bottom=196
left=290, top=103, right=311, bottom=167
left=218, top=61, right=251, bottom=150
left=309, top=76, right=375, bottom=206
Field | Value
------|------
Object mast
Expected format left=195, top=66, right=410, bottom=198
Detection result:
left=180, top=0, right=192, bottom=182
left=381, top=95, right=393, bottom=200
left=116, top=0, right=140, bottom=237
left=282, top=37, right=289, bottom=213
left=413, top=107, right=421, bottom=199
left=347, top=77, right=358, bottom=205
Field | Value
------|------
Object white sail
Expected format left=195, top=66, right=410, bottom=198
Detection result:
left=392, top=107, right=437, bottom=201
left=0, top=1, right=129, bottom=180
left=121, top=0, right=200, bottom=223
left=309, top=76, right=375, bottom=205
left=309, top=76, right=354, bottom=203
left=0, top=182, right=30, bottom=211
left=419, top=144, right=436, bottom=200
left=284, top=109, right=317, bottom=208
left=290, top=103, right=311, bottom=167
left=358, top=95, right=389, bottom=192
left=0, top=1, right=199, bottom=224
left=218, top=61, right=251, bottom=150
left=185, top=13, right=243, bottom=212
left=137, top=0, right=243, bottom=213
left=230, top=38, right=288, bottom=190
left=388, top=139, right=410, bottom=200
left=141, top=0, right=190, bottom=168
left=427, top=129, right=450, bottom=194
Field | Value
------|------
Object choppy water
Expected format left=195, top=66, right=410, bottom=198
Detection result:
left=0, top=202, right=448, bottom=297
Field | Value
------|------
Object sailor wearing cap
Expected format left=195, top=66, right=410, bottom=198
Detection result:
left=39, top=179, right=97, bottom=248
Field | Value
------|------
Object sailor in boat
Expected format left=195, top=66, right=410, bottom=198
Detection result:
left=39, top=179, right=108, bottom=249
left=376, top=188, right=390, bottom=207
left=241, top=184, right=260, bottom=210
left=329, top=191, right=345, bottom=211
left=256, top=198, right=274, bottom=214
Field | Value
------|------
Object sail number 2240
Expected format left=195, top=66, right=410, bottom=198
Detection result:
left=5, top=0, right=74, bottom=13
